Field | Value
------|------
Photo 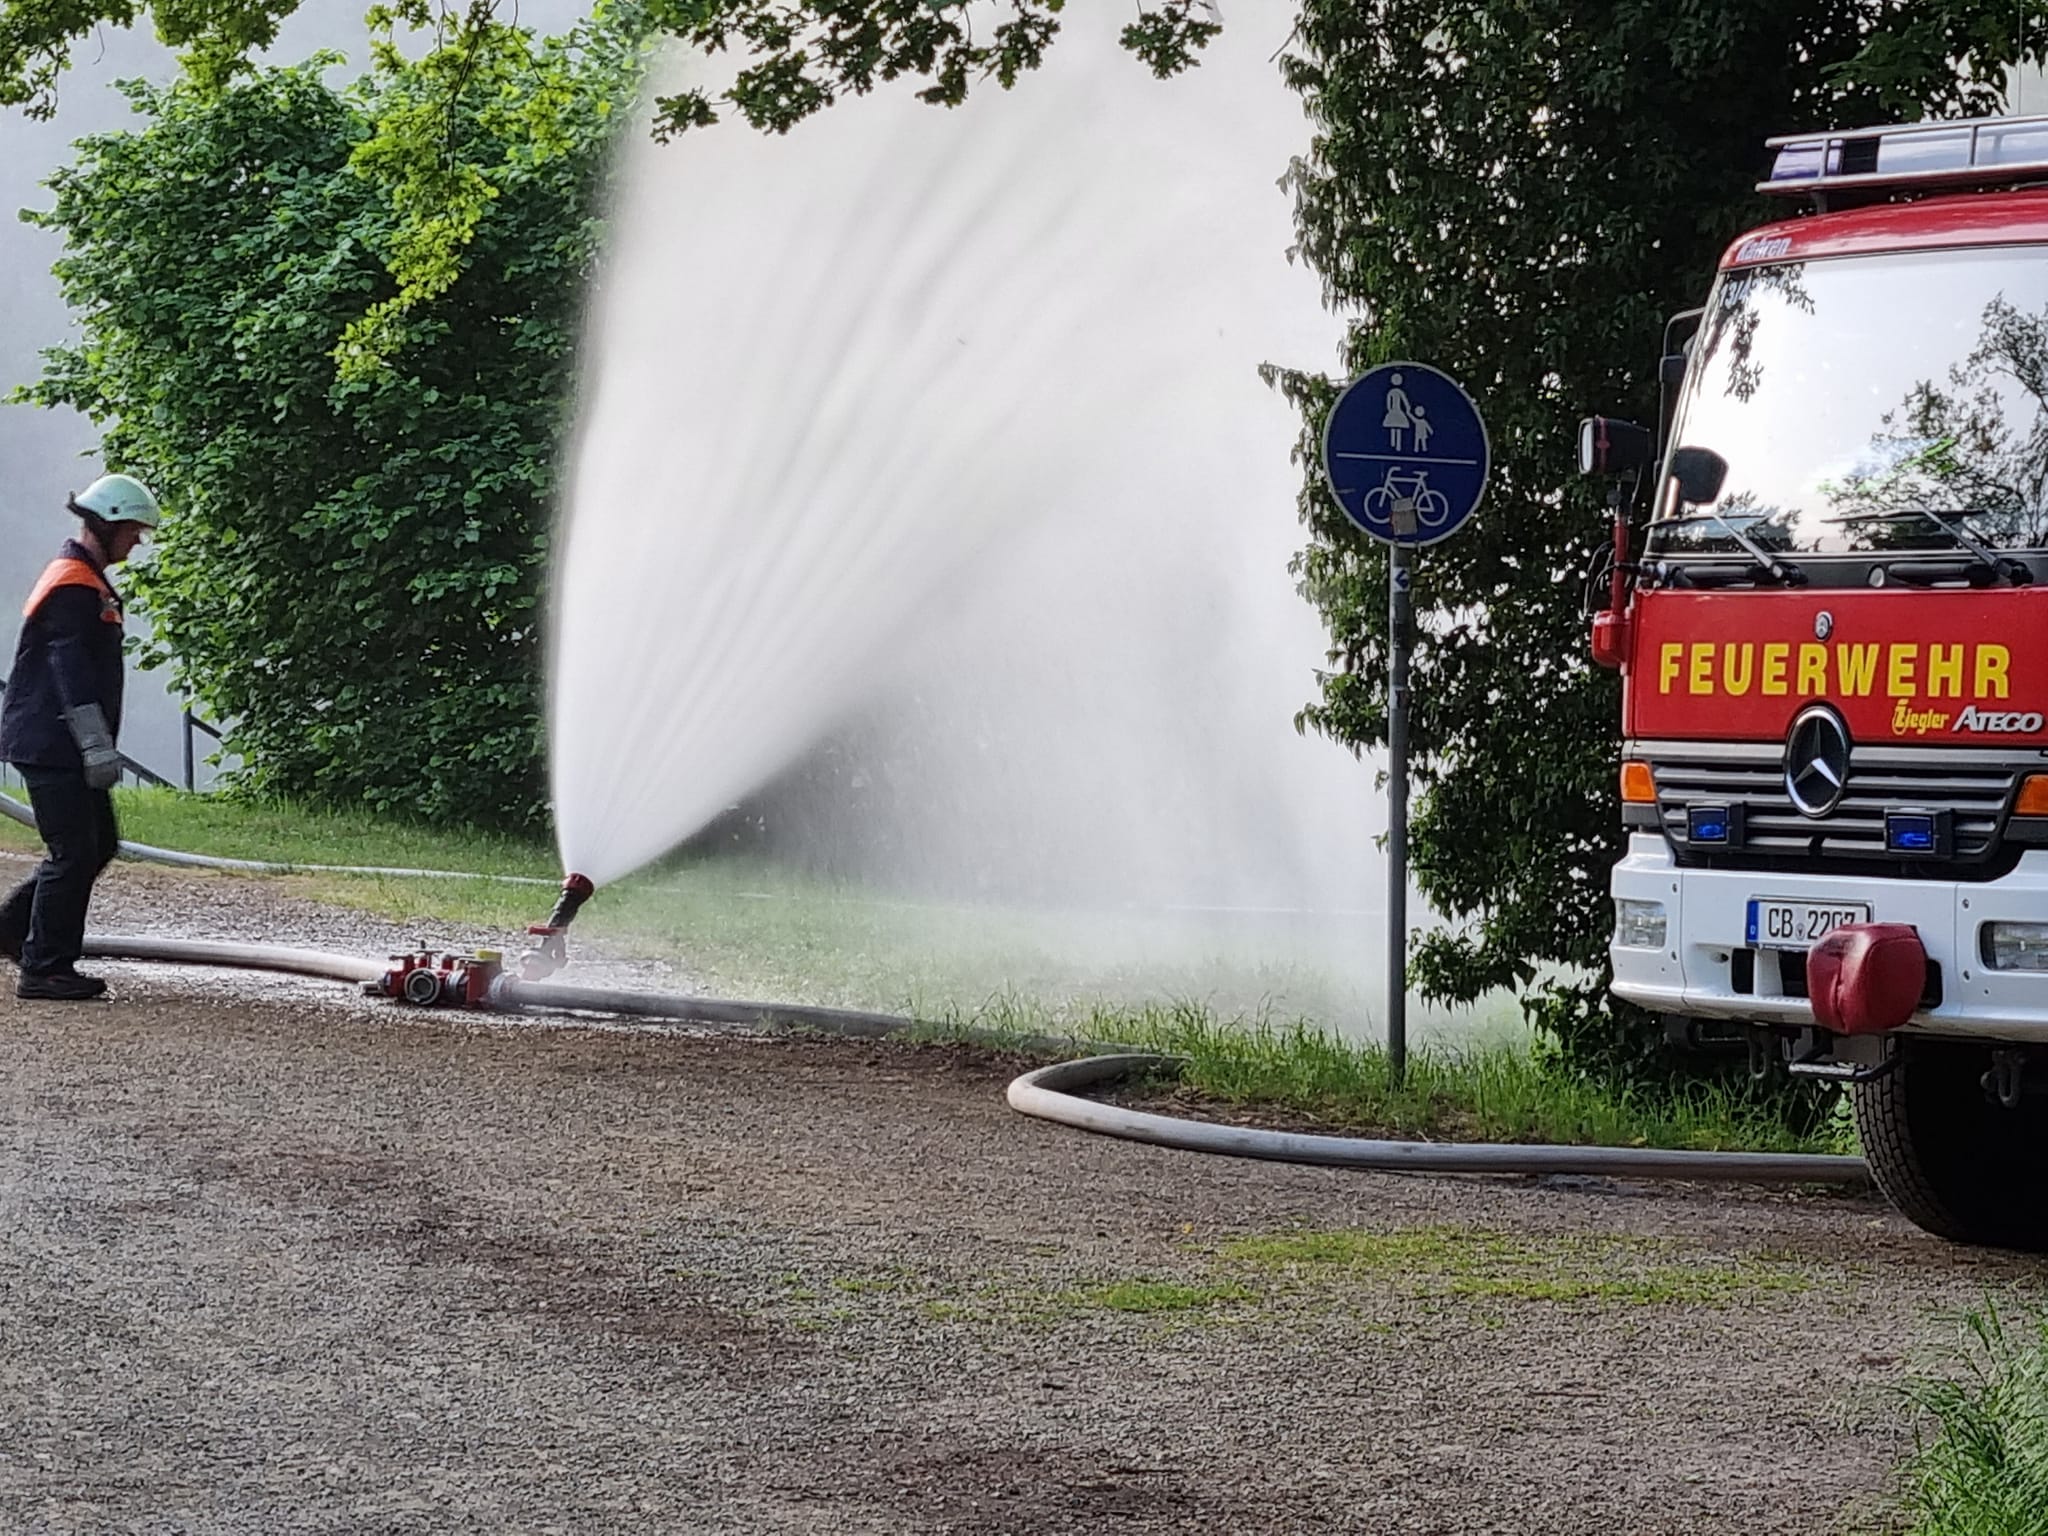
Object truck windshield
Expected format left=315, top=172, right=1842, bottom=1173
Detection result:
left=1649, top=246, right=2048, bottom=557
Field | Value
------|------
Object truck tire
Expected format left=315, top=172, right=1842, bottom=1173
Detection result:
left=1853, top=1040, right=2048, bottom=1251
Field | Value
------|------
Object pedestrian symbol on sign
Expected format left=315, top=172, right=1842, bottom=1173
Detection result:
left=1383, top=373, right=1414, bottom=449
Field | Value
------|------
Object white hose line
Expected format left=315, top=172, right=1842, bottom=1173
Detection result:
left=2, top=789, right=555, bottom=885
left=84, top=933, right=386, bottom=984
left=1006, top=1054, right=1872, bottom=1186
left=75, top=934, right=1870, bottom=1187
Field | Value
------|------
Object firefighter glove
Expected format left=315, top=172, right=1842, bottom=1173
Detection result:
left=62, top=704, right=121, bottom=790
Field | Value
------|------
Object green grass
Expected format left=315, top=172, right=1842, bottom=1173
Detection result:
left=0, top=784, right=559, bottom=878
left=0, top=787, right=1849, bottom=1156
left=1892, top=1305, right=2048, bottom=1535
left=944, top=996, right=1852, bottom=1155
left=0, top=787, right=1480, bottom=1033
left=1218, top=1224, right=1812, bottom=1308
left=836, top=1228, right=1809, bottom=1334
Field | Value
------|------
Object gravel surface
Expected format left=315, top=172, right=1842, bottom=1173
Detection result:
left=0, top=856, right=2042, bottom=1533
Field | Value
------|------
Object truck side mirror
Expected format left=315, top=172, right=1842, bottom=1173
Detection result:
left=1659, top=353, right=1687, bottom=390
left=1577, top=416, right=1653, bottom=477
left=1669, top=445, right=1729, bottom=505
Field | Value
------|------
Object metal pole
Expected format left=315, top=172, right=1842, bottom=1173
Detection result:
left=182, top=708, right=195, bottom=793
left=1387, top=541, right=1411, bottom=1086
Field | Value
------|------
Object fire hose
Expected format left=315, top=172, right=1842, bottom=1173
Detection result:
left=6, top=788, right=1871, bottom=1186
left=76, top=931, right=1871, bottom=1188
left=6, top=782, right=1869, bottom=1187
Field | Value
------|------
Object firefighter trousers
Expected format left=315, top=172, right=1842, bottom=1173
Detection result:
left=0, top=766, right=118, bottom=977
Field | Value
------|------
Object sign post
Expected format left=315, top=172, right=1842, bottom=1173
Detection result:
left=1320, top=363, right=1489, bottom=1084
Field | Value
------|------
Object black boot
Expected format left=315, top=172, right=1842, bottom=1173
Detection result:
left=0, top=882, right=27, bottom=964
left=16, top=970, right=108, bottom=1001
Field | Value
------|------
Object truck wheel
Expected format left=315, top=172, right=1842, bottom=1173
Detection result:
left=1853, top=1041, right=2048, bottom=1251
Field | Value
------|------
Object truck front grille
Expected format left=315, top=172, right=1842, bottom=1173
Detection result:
left=1636, top=740, right=2021, bottom=876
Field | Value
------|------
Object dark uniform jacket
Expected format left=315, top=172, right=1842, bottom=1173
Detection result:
left=0, top=540, right=125, bottom=771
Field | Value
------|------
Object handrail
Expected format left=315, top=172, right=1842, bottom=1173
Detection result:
left=179, top=707, right=226, bottom=791
left=117, top=753, right=173, bottom=789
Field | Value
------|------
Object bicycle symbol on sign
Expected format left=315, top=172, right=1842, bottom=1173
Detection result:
left=1361, top=467, right=1450, bottom=533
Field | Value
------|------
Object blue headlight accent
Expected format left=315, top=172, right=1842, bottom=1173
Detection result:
left=1687, top=803, right=1742, bottom=846
left=1885, top=808, right=1953, bottom=857
left=1888, top=816, right=1934, bottom=852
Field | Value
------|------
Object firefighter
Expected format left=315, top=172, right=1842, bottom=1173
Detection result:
left=0, top=474, right=163, bottom=1000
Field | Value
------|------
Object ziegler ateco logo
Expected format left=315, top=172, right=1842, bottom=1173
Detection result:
left=1892, top=702, right=2046, bottom=735
left=1735, top=235, right=1793, bottom=263
left=1956, top=706, right=2045, bottom=734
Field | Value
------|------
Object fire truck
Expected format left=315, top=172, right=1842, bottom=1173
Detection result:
left=1584, top=116, right=2048, bottom=1249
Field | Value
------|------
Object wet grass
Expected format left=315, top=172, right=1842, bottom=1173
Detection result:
left=2, top=788, right=1459, bottom=1035
left=0, top=788, right=1850, bottom=1156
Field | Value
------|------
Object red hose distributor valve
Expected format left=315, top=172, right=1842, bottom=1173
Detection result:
left=520, top=872, right=596, bottom=981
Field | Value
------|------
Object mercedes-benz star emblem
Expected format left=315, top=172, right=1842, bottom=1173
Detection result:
left=1785, top=706, right=1851, bottom=818
left=1814, top=611, right=1834, bottom=640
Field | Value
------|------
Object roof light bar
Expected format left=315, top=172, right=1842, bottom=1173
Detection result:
left=1760, top=114, right=2048, bottom=200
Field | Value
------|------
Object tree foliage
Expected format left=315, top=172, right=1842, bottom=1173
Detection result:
left=639, top=0, right=1217, bottom=139
left=4, top=0, right=1216, bottom=371
left=0, top=0, right=1221, bottom=133
left=17, top=13, right=641, bottom=823
left=1266, top=0, right=2043, bottom=1084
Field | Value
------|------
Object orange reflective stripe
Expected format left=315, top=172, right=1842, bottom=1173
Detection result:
left=22, top=558, right=112, bottom=621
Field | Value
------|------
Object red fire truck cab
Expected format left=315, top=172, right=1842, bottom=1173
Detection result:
left=1588, top=116, right=2048, bottom=1249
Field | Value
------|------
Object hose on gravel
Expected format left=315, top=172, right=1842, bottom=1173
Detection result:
left=1007, top=1054, right=1870, bottom=1186
left=81, top=933, right=1871, bottom=1188
left=1, top=791, right=554, bottom=885
left=85, top=934, right=387, bottom=984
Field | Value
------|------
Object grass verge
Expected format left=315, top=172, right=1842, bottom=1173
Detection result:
left=1892, top=1305, right=2048, bottom=1535
left=933, top=995, right=1853, bottom=1155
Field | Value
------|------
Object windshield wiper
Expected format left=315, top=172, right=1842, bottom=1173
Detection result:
left=1650, top=510, right=1807, bottom=586
left=1825, top=509, right=2033, bottom=585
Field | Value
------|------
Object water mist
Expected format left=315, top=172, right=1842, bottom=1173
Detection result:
left=551, top=3, right=1402, bottom=1021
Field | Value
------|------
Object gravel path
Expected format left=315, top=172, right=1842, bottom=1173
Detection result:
left=0, top=857, right=2040, bottom=1533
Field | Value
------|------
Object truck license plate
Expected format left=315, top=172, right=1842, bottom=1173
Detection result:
left=1745, top=899, right=1870, bottom=951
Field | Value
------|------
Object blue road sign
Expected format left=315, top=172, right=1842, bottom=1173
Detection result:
left=1321, top=363, right=1489, bottom=546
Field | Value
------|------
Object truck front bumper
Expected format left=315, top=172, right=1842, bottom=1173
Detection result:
left=1610, top=833, right=2048, bottom=1043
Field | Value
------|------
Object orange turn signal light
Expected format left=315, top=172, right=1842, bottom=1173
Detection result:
left=1620, top=760, right=1656, bottom=804
left=2017, top=774, right=2048, bottom=817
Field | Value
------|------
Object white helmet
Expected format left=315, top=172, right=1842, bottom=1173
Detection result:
left=71, top=473, right=163, bottom=530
